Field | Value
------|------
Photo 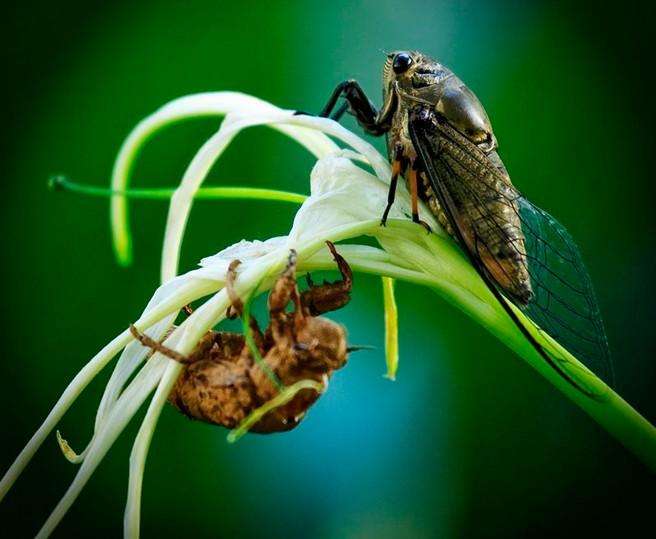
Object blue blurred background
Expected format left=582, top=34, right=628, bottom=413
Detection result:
left=2, top=1, right=654, bottom=536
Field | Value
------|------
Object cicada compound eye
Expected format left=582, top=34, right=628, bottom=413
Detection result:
left=392, top=52, right=413, bottom=74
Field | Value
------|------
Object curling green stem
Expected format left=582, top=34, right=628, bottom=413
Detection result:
left=326, top=223, right=656, bottom=470
left=49, top=176, right=308, bottom=204
left=241, top=285, right=284, bottom=391
left=227, top=379, right=324, bottom=443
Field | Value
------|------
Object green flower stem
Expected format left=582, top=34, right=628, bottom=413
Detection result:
left=302, top=223, right=656, bottom=471
left=227, top=380, right=324, bottom=443
left=241, top=285, right=284, bottom=391
left=49, top=176, right=307, bottom=205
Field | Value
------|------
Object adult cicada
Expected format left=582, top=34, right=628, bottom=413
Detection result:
left=310, top=50, right=612, bottom=393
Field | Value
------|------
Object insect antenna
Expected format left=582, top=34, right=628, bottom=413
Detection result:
left=346, top=344, right=376, bottom=353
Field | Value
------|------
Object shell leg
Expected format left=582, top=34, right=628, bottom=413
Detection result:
left=129, top=324, right=192, bottom=364
left=300, top=241, right=352, bottom=316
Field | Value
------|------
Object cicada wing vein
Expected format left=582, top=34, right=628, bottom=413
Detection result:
left=408, top=107, right=613, bottom=392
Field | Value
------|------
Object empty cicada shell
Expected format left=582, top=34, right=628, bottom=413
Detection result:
left=131, top=242, right=352, bottom=433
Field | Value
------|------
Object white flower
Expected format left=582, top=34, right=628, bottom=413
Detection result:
left=0, top=92, right=646, bottom=539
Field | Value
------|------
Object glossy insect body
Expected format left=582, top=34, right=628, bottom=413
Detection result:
left=315, top=51, right=612, bottom=389
left=385, top=53, right=532, bottom=305
left=415, top=108, right=533, bottom=305
left=320, top=52, right=532, bottom=305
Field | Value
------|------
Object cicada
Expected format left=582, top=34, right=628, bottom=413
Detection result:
left=312, top=51, right=612, bottom=391
left=131, top=242, right=353, bottom=432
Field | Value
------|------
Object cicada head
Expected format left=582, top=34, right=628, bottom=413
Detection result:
left=383, top=50, right=497, bottom=152
left=294, top=316, right=348, bottom=373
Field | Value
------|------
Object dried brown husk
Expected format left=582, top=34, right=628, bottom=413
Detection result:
left=167, top=243, right=352, bottom=433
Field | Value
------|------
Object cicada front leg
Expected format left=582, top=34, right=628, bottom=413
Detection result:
left=300, top=241, right=353, bottom=316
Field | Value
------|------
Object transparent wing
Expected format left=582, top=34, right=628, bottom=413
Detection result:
left=518, top=198, right=613, bottom=383
left=408, top=107, right=613, bottom=385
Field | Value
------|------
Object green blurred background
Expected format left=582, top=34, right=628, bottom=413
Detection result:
left=2, top=0, right=654, bottom=537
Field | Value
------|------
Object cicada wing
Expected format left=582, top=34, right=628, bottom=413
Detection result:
left=517, top=198, right=613, bottom=383
left=408, top=107, right=613, bottom=387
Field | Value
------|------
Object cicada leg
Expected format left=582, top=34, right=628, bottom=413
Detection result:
left=408, top=164, right=432, bottom=233
left=225, top=258, right=265, bottom=346
left=381, top=144, right=404, bottom=226
left=296, top=79, right=392, bottom=136
left=129, top=325, right=193, bottom=364
left=268, top=250, right=304, bottom=341
left=300, top=241, right=352, bottom=316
